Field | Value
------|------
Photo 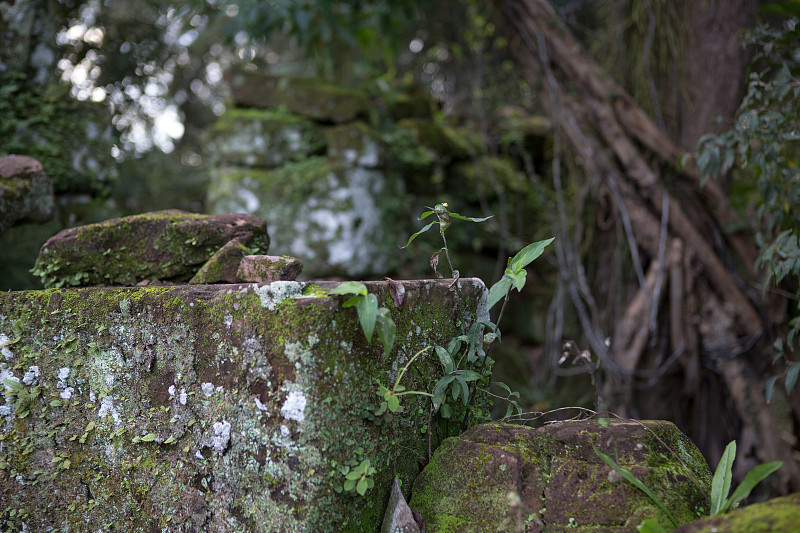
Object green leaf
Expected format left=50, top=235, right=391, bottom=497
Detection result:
left=725, top=461, right=782, bottom=511
left=49, top=400, right=63, bottom=407
left=345, top=470, right=362, bottom=480
left=400, top=221, right=436, bottom=248
left=387, top=394, right=400, bottom=413
left=593, top=444, right=678, bottom=528
left=509, top=238, right=555, bottom=271
left=487, top=277, right=512, bottom=310
left=785, top=362, right=800, bottom=395
left=637, top=519, right=670, bottom=533
left=341, top=295, right=360, bottom=308
left=330, top=281, right=367, bottom=296
left=344, top=478, right=356, bottom=491
left=435, top=346, right=455, bottom=374
left=433, top=375, right=456, bottom=410
left=765, top=375, right=779, bottom=404
left=3, top=379, right=24, bottom=392
left=418, top=210, right=435, bottom=220
left=507, top=269, right=527, bottom=292
left=711, top=441, right=736, bottom=516
left=357, top=293, right=378, bottom=342
left=454, top=375, right=469, bottom=405
left=455, top=370, right=482, bottom=382
left=141, top=433, right=158, bottom=442
left=375, top=308, right=396, bottom=355
left=448, top=212, right=493, bottom=223
left=356, top=477, right=369, bottom=496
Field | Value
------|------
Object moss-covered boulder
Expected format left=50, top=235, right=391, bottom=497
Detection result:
left=225, top=68, right=368, bottom=124
left=410, top=420, right=711, bottom=532
left=207, top=159, right=408, bottom=278
left=0, top=155, right=54, bottom=235
left=204, top=108, right=327, bottom=168
left=0, top=278, right=490, bottom=532
left=31, top=210, right=270, bottom=288
left=672, top=492, right=800, bottom=533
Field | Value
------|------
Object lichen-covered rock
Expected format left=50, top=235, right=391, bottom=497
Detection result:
left=189, top=240, right=252, bottom=284
left=410, top=420, right=711, bottom=532
left=204, top=108, right=327, bottom=168
left=237, top=255, right=303, bottom=283
left=0, top=155, right=54, bottom=235
left=322, top=121, right=383, bottom=168
left=31, top=210, right=270, bottom=288
left=225, top=68, right=368, bottom=124
left=0, top=278, right=491, bottom=532
left=672, top=493, right=800, bottom=533
left=207, top=159, right=409, bottom=278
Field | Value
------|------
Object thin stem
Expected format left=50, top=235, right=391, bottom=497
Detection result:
left=394, top=346, right=432, bottom=390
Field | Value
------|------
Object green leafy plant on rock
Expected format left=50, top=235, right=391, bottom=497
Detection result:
left=595, top=439, right=782, bottom=532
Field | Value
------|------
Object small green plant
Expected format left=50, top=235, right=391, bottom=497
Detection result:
left=400, top=202, right=492, bottom=279
left=329, top=281, right=395, bottom=356
left=593, top=439, right=782, bottom=532
left=342, top=458, right=376, bottom=496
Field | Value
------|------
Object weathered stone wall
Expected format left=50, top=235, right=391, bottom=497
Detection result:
left=0, top=278, right=490, bottom=532
left=204, top=69, right=551, bottom=280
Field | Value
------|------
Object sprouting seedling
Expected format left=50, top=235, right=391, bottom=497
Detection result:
left=401, top=203, right=492, bottom=279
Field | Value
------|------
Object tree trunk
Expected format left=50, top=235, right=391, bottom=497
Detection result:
left=493, top=0, right=799, bottom=492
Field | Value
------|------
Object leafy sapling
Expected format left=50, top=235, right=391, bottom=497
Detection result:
left=401, top=202, right=492, bottom=280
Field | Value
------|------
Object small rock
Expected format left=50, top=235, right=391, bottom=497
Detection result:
left=32, top=210, right=269, bottom=288
left=381, top=476, right=421, bottom=533
left=0, top=155, right=54, bottom=235
left=236, top=255, right=303, bottom=283
left=189, top=240, right=251, bottom=284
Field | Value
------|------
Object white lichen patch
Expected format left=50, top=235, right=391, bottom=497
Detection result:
left=224, top=314, right=233, bottom=328
left=284, top=336, right=319, bottom=369
left=0, top=368, right=19, bottom=391
left=253, top=281, right=306, bottom=311
left=281, top=390, right=307, bottom=423
left=0, top=334, right=12, bottom=360
left=56, top=367, right=70, bottom=388
left=254, top=397, right=270, bottom=412
left=60, top=387, right=74, bottom=400
left=211, top=420, right=232, bottom=452
left=179, top=388, right=188, bottom=405
left=22, top=366, right=39, bottom=385
left=98, top=395, right=121, bottom=426
left=201, top=382, right=216, bottom=397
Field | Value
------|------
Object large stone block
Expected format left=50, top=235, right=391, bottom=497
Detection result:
left=0, top=278, right=490, bottom=532
left=31, top=210, right=270, bottom=288
left=203, top=109, right=327, bottom=168
left=410, top=420, right=712, bottom=532
left=206, top=159, right=409, bottom=278
left=224, top=69, right=368, bottom=124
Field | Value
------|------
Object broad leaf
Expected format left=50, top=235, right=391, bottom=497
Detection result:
left=785, top=362, right=800, bottom=395
left=487, top=277, right=512, bottom=310
left=509, top=237, right=555, bottom=271
left=433, top=375, right=456, bottom=410
left=710, top=441, right=736, bottom=516
left=330, top=281, right=367, bottom=296
left=357, top=293, right=378, bottom=342
left=765, top=375, right=779, bottom=404
left=454, top=375, right=469, bottom=405
left=435, top=346, right=455, bottom=374
left=724, top=461, right=782, bottom=511
left=454, top=369, right=482, bottom=382
left=400, top=221, right=436, bottom=248
left=375, top=309, right=396, bottom=355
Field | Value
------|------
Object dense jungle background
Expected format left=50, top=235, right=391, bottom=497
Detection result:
left=2, top=0, right=800, bottom=498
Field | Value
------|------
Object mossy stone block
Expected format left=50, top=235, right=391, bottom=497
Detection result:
left=204, top=108, right=327, bottom=168
left=410, top=420, right=712, bottom=532
left=31, top=210, right=270, bottom=288
left=225, top=68, right=368, bottom=124
left=0, top=278, right=490, bottom=532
